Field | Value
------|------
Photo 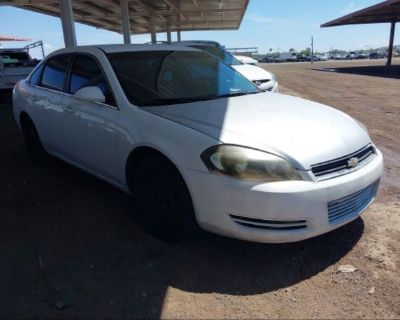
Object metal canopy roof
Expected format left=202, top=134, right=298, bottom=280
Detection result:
left=0, top=35, right=32, bottom=41
left=1, top=0, right=249, bottom=34
left=321, top=0, right=400, bottom=27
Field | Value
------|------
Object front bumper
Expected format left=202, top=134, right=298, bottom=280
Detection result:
left=181, top=150, right=383, bottom=243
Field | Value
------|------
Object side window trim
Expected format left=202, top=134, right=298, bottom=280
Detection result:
left=68, top=52, right=118, bottom=110
left=63, top=53, right=76, bottom=93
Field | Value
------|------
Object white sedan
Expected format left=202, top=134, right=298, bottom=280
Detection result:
left=13, top=44, right=383, bottom=243
left=234, top=55, right=258, bottom=65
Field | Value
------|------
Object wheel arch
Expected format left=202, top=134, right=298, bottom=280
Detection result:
left=125, top=145, right=199, bottom=218
left=19, top=111, right=31, bottom=123
left=125, top=146, right=188, bottom=194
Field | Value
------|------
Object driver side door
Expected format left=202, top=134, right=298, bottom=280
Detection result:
left=60, top=53, right=120, bottom=182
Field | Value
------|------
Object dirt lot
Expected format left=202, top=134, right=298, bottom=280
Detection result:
left=0, top=59, right=399, bottom=319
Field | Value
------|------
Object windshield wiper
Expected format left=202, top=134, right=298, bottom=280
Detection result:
left=141, top=92, right=260, bottom=107
left=216, top=91, right=261, bottom=99
left=141, top=96, right=216, bottom=107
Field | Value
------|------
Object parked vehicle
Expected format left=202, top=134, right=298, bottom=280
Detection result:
left=258, top=56, right=275, bottom=63
left=234, top=55, right=258, bottom=65
left=332, top=54, right=345, bottom=60
left=358, top=53, right=368, bottom=59
left=369, top=51, right=386, bottom=59
left=0, top=48, right=40, bottom=91
left=296, top=54, right=307, bottom=62
left=13, top=44, right=383, bottom=243
left=173, top=41, right=278, bottom=92
left=278, top=52, right=297, bottom=62
left=316, top=54, right=328, bottom=61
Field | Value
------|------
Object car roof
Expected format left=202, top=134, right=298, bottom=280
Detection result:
left=47, top=43, right=201, bottom=58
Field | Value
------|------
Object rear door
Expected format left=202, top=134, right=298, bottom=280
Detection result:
left=61, top=53, right=120, bottom=181
left=27, top=54, right=73, bottom=153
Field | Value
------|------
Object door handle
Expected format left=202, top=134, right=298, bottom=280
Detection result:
left=64, top=105, right=74, bottom=113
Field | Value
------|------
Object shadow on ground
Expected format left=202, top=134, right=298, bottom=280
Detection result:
left=0, top=105, right=364, bottom=318
left=314, top=65, right=400, bottom=80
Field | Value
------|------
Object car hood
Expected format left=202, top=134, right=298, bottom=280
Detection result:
left=232, top=64, right=273, bottom=81
left=145, top=93, right=371, bottom=170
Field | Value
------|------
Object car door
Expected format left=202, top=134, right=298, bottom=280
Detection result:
left=61, top=53, right=120, bottom=181
left=27, top=54, right=73, bottom=153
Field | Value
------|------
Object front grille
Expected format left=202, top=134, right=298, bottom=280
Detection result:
left=328, top=181, right=379, bottom=224
left=311, top=145, right=375, bottom=180
left=230, top=215, right=307, bottom=231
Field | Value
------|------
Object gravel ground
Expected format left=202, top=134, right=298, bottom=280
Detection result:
left=0, top=59, right=399, bottom=319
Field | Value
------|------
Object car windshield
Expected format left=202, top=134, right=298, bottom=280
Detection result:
left=191, top=45, right=242, bottom=66
left=108, top=50, right=259, bottom=107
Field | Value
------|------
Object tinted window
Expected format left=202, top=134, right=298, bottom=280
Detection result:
left=41, top=55, right=71, bottom=91
left=191, top=45, right=242, bottom=66
left=29, top=63, right=44, bottom=86
left=70, top=55, right=115, bottom=106
left=108, top=50, right=259, bottom=107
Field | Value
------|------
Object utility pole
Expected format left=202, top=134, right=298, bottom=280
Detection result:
left=311, top=36, right=314, bottom=64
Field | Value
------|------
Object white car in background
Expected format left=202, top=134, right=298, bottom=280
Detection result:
left=13, top=44, right=383, bottom=243
left=172, top=41, right=278, bottom=92
left=234, top=55, right=258, bottom=65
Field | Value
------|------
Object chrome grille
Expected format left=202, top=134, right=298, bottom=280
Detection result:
left=311, top=145, right=375, bottom=180
left=328, top=181, right=379, bottom=224
left=230, top=215, right=308, bottom=231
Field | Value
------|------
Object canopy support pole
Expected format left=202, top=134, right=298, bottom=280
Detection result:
left=387, top=21, right=396, bottom=67
left=59, top=0, right=77, bottom=47
left=120, top=0, right=131, bottom=44
left=150, top=10, right=157, bottom=44
left=166, top=23, right=172, bottom=43
left=177, top=30, right=181, bottom=41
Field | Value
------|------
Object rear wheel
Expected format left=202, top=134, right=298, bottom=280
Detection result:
left=131, top=155, right=199, bottom=241
left=20, top=115, right=48, bottom=165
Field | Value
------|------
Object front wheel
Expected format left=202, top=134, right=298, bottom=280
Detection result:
left=131, top=155, right=199, bottom=241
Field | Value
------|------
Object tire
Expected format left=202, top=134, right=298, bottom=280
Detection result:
left=20, top=116, right=49, bottom=165
left=132, top=155, right=199, bottom=241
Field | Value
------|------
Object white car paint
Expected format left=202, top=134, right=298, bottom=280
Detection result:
left=146, top=92, right=371, bottom=169
left=13, top=44, right=383, bottom=243
left=232, top=64, right=279, bottom=92
left=234, top=55, right=258, bottom=65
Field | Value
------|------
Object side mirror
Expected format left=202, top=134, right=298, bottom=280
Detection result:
left=74, top=86, right=106, bottom=103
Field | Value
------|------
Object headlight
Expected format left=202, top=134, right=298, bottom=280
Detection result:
left=201, top=145, right=302, bottom=182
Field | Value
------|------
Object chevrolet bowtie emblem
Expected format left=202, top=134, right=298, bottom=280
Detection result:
left=347, top=157, right=359, bottom=169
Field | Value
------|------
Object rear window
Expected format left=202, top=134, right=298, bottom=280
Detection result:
left=41, top=55, right=72, bottom=91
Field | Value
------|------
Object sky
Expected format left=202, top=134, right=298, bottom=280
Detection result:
left=0, top=0, right=399, bottom=58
